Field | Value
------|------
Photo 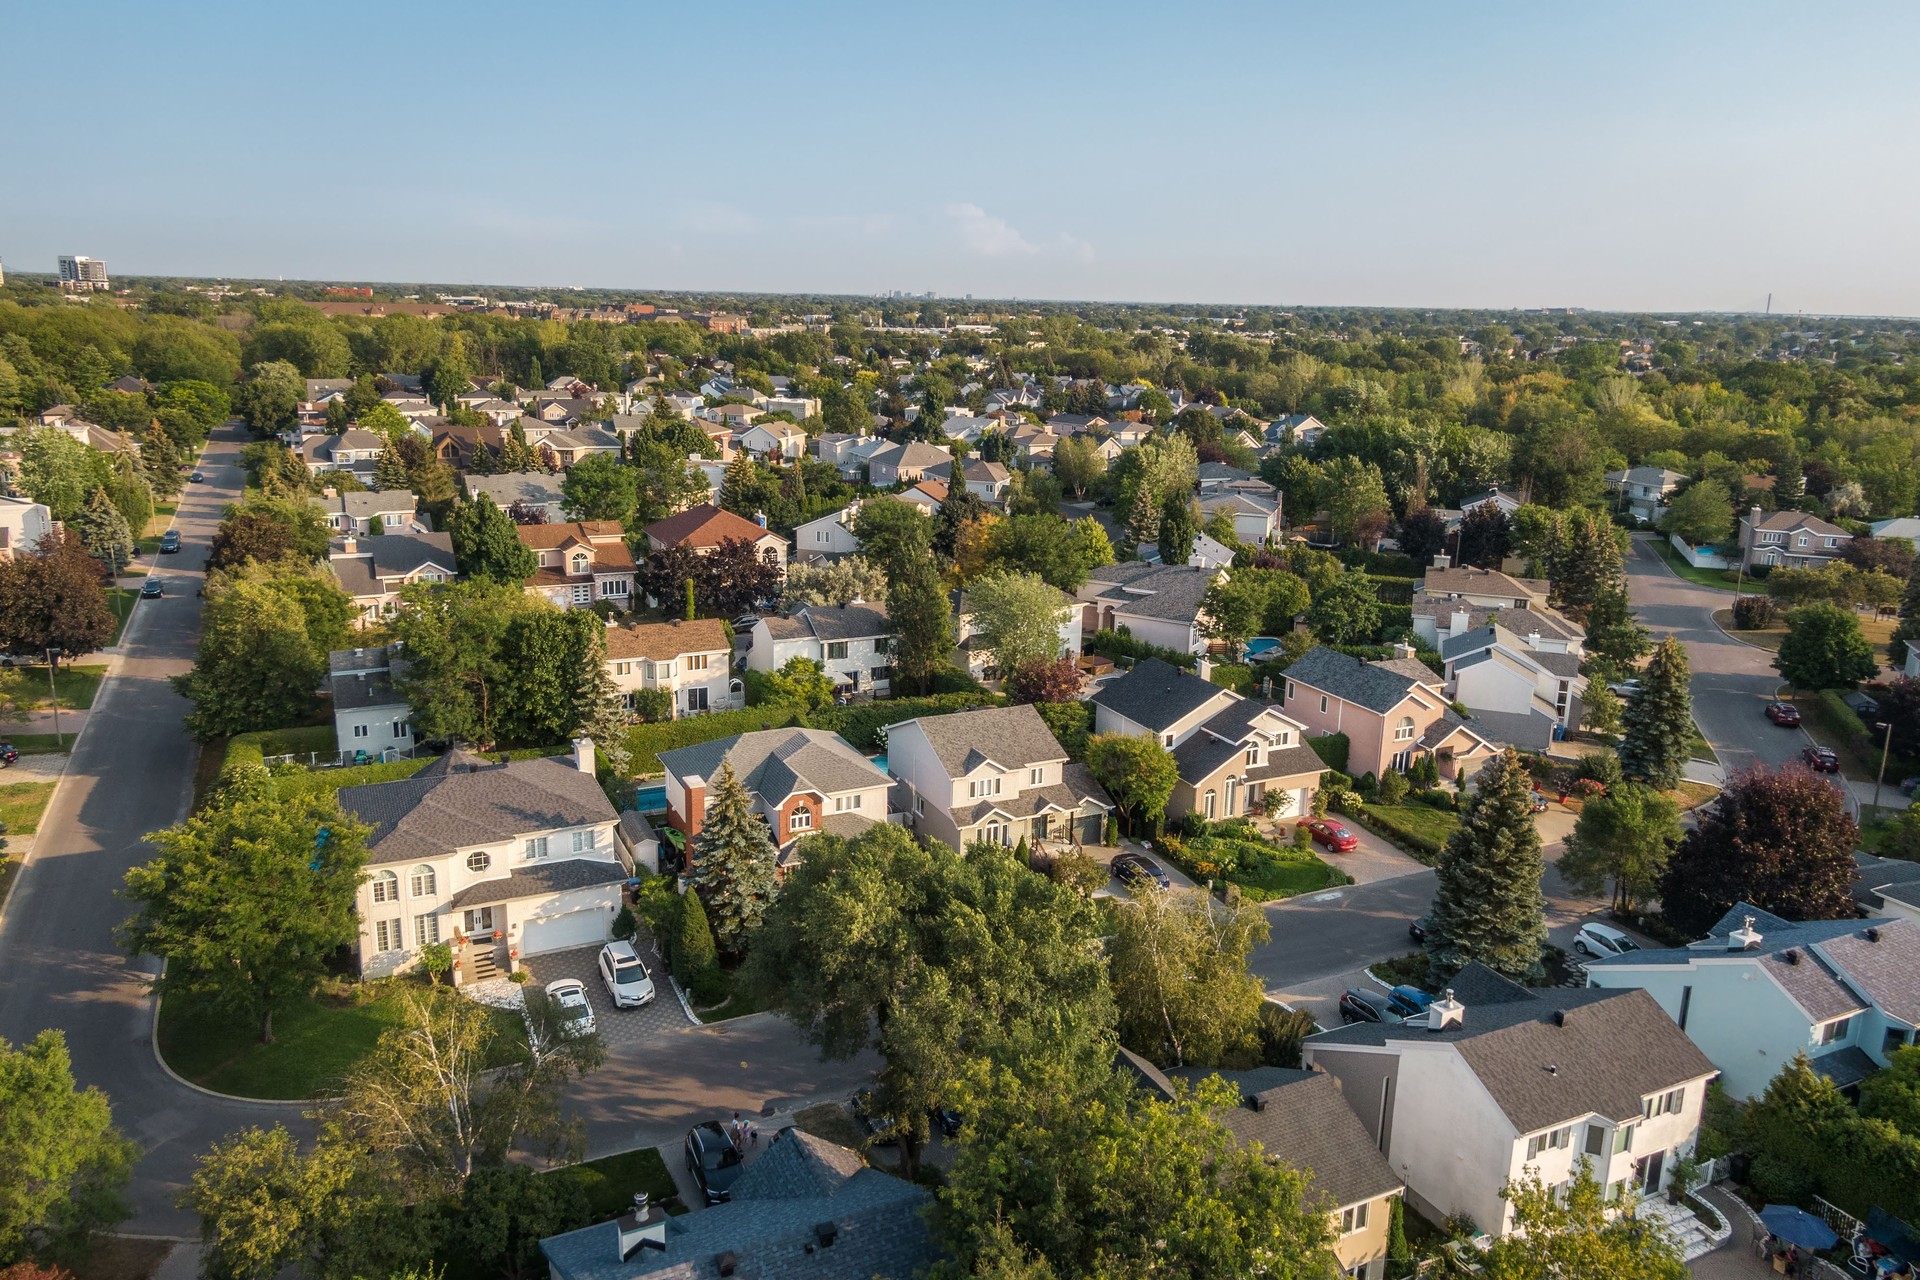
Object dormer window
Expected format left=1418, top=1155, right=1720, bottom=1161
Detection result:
left=570, top=551, right=591, bottom=575
left=968, top=777, right=1002, bottom=799
left=1245, top=746, right=1260, bottom=767
left=1394, top=716, right=1416, bottom=742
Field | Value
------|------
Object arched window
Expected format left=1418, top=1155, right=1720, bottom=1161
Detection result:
left=409, top=865, right=436, bottom=898
left=570, top=551, right=590, bottom=575
left=370, top=870, right=398, bottom=903
left=1394, top=716, right=1416, bottom=742
left=1203, top=789, right=1218, bottom=819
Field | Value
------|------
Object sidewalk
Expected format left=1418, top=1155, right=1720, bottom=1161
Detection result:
left=0, top=708, right=91, bottom=738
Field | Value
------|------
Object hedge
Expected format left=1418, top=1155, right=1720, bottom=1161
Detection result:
left=1366, top=576, right=1418, bottom=606
left=1375, top=603, right=1414, bottom=632
left=1307, top=733, right=1350, bottom=774
left=1209, top=663, right=1254, bottom=694
left=273, top=756, right=434, bottom=800
left=1340, top=549, right=1422, bottom=577
left=1084, top=628, right=1197, bottom=670
left=624, top=705, right=806, bottom=774
left=810, top=691, right=1002, bottom=752
left=1352, top=801, right=1458, bottom=864
left=224, top=725, right=337, bottom=770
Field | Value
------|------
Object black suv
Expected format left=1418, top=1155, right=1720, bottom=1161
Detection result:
left=1339, top=988, right=1400, bottom=1024
left=684, top=1121, right=744, bottom=1205
left=0, top=742, right=17, bottom=768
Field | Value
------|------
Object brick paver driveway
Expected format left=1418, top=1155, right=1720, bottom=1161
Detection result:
left=521, top=935, right=689, bottom=1051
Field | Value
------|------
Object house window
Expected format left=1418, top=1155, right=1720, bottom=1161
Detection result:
left=1643, top=1089, right=1684, bottom=1118
left=1030, top=767, right=1044, bottom=785
left=466, top=850, right=491, bottom=873
left=524, top=836, right=549, bottom=860
left=601, top=578, right=629, bottom=597
left=874, top=636, right=891, bottom=655
left=1286, top=681, right=1296, bottom=700
left=969, top=777, right=1002, bottom=798
left=570, top=552, right=591, bottom=575
left=1204, top=789, right=1217, bottom=818
left=1340, top=1203, right=1369, bottom=1234
left=1246, top=746, right=1260, bottom=767
left=370, top=871, right=398, bottom=903
left=982, top=821, right=1006, bottom=845
left=392, top=720, right=410, bottom=739
left=571, top=584, right=592, bottom=604
left=1886, top=1027, right=1913, bottom=1056
left=374, top=918, right=404, bottom=952
left=572, top=829, right=597, bottom=853
left=462, top=907, right=495, bottom=934
left=827, top=641, right=849, bottom=660
left=687, top=654, right=708, bottom=671
left=1796, top=535, right=1809, bottom=548
left=613, top=661, right=632, bottom=676
left=834, top=794, right=863, bottom=812
left=789, top=807, right=813, bottom=831
left=1613, top=1124, right=1635, bottom=1155
left=1817, top=1016, right=1853, bottom=1045
left=1163, top=733, right=1176, bottom=747
left=414, top=913, right=440, bottom=945
left=1584, top=1124, right=1607, bottom=1157
left=1320, top=695, right=1329, bottom=714
left=1394, top=716, right=1415, bottom=742
left=409, top=866, right=436, bottom=898
left=353, top=723, right=370, bottom=739
left=1526, top=1126, right=1573, bottom=1159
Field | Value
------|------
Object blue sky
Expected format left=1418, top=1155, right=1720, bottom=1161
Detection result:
left=10, top=1, right=1919, bottom=313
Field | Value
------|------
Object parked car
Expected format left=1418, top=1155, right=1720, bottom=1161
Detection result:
left=850, top=1088, right=900, bottom=1147
left=1765, top=700, right=1801, bottom=726
left=1385, top=985, right=1433, bottom=1020
left=1801, top=745, right=1840, bottom=773
left=0, top=742, right=17, bottom=768
left=1573, top=922, right=1642, bottom=958
left=596, top=940, right=656, bottom=1008
left=189, top=471, right=204, bottom=483
left=1407, top=914, right=1432, bottom=943
left=158, top=530, right=182, bottom=554
left=928, top=1106, right=963, bottom=1140
left=1339, top=988, right=1402, bottom=1025
left=1608, top=679, right=1643, bottom=699
left=1112, top=852, right=1171, bottom=890
left=1307, top=819, right=1358, bottom=852
left=140, top=577, right=163, bottom=598
left=684, top=1121, right=745, bottom=1204
left=543, top=978, right=597, bottom=1039
left=1529, top=791, right=1549, bottom=813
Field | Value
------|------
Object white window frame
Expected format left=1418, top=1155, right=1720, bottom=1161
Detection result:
left=409, top=865, right=436, bottom=898
left=827, top=641, right=849, bottom=660
left=352, top=723, right=370, bottom=738
left=1394, top=716, right=1416, bottom=742
left=834, top=794, right=863, bottom=813
left=788, top=807, right=813, bottom=831
left=371, top=870, right=398, bottom=903
left=969, top=777, right=1002, bottom=798
left=572, top=829, right=597, bottom=853
left=524, top=836, right=550, bottom=860
left=374, top=918, right=404, bottom=952
left=414, top=913, right=440, bottom=945
left=466, top=849, right=491, bottom=873
left=1029, top=767, right=1043, bottom=785
left=687, top=653, right=708, bottom=671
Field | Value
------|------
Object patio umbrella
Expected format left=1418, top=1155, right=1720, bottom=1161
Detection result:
left=1760, top=1206, right=1839, bottom=1251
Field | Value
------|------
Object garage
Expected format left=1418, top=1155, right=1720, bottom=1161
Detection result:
left=517, top=889, right=618, bottom=956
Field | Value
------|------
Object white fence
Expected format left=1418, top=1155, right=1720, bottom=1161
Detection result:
left=263, top=745, right=421, bottom=770
left=1669, top=532, right=1736, bottom=570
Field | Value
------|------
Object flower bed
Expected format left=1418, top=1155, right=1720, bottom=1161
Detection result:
left=1159, top=823, right=1344, bottom=902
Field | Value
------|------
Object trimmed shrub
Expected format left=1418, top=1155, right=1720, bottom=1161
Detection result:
left=1732, top=594, right=1777, bottom=630
left=1208, top=662, right=1254, bottom=694
left=1306, top=733, right=1350, bottom=774
left=809, top=692, right=1001, bottom=752
left=674, top=890, right=717, bottom=985
left=1084, top=627, right=1197, bottom=670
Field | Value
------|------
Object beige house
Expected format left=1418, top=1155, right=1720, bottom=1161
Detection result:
left=604, top=618, right=736, bottom=717
left=658, top=727, right=892, bottom=861
left=884, top=703, right=1113, bottom=850
left=517, top=520, right=636, bottom=610
left=1281, top=644, right=1498, bottom=781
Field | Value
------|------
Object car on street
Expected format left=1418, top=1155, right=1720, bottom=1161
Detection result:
left=1765, top=700, right=1801, bottom=726
left=1529, top=791, right=1549, bottom=813
left=159, top=530, right=181, bottom=554
left=1408, top=914, right=1432, bottom=943
left=850, top=1087, right=900, bottom=1146
left=543, top=978, right=597, bottom=1039
left=1608, top=679, right=1642, bottom=699
left=1801, top=745, right=1840, bottom=773
left=0, top=742, right=17, bottom=768
left=189, top=471, right=204, bottom=483
left=684, top=1121, right=745, bottom=1204
left=929, top=1105, right=963, bottom=1140
left=140, top=577, right=163, bottom=598
left=1112, top=852, right=1171, bottom=890
left=1385, top=985, right=1433, bottom=1019
left=1573, top=922, right=1642, bottom=958
left=596, top=940, right=656, bottom=1008
left=1339, top=988, right=1402, bottom=1024
left=1307, top=819, right=1358, bottom=852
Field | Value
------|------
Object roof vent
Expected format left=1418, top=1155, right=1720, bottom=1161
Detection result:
left=1866, top=927, right=1881, bottom=943
left=813, top=1222, right=839, bottom=1248
left=1245, top=1092, right=1266, bottom=1112
left=715, top=1252, right=739, bottom=1277
left=1427, top=988, right=1465, bottom=1032
left=1783, top=949, right=1801, bottom=965
left=1552, top=1009, right=1566, bottom=1027
left=1730, top=915, right=1763, bottom=951
left=1546, top=1064, right=1559, bottom=1075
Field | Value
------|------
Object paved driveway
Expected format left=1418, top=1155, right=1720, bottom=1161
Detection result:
left=520, top=940, right=688, bottom=1050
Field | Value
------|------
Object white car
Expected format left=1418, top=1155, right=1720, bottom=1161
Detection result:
left=597, top=940, right=657, bottom=1008
left=1573, top=922, right=1641, bottom=959
left=544, top=978, right=598, bottom=1038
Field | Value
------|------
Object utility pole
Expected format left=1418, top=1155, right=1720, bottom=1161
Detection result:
left=45, top=647, right=62, bottom=749
left=1874, top=719, right=1895, bottom=811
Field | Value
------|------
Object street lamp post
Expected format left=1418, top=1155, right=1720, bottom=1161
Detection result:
left=45, top=646, right=63, bottom=749
left=1874, top=719, right=1896, bottom=811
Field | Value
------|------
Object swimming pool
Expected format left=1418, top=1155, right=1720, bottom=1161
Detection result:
left=1244, top=636, right=1282, bottom=659
left=633, top=784, right=666, bottom=811
left=869, top=753, right=888, bottom=774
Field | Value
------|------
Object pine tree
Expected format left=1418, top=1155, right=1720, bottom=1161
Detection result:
left=1584, top=577, right=1650, bottom=671
left=1553, top=512, right=1624, bottom=621
left=466, top=437, right=499, bottom=475
left=69, top=485, right=133, bottom=574
left=1425, top=749, right=1547, bottom=983
left=570, top=631, right=632, bottom=775
left=1893, top=561, right=1920, bottom=668
left=373, top=447, right=410, bottom=493
left=688, top=761, right=779, bottom=953
left=1124, top=483, right=1160, bottom=557
left=886, top=557, right=954, bottom=696
left=141, top=425, right=183, bottom=499
left=719, top=454, right=759, bottom=515
left=1618, top=635, right=1692, bottom=790
left=1774, top=454, right=1806, bottom=508
left=1156, top=492, right=1198, bottom=565
left=499, top=421, right=535, bottom=473
left=673, top=889, right=717, bottom=984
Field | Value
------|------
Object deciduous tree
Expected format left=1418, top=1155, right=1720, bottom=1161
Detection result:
left=0, top=529, right=115, bottom=666
left=966, top=571, right=1068, bottom=677
left=1085, top=733, right=1178, bottom=835
left=1775, top=602, right=1877, bottom=690
left=0, top=1031, right=136, bottom=1265
left=1482, top=1163, right=1687, bottom=1280
left=1109, top=886, right=1269, bottom=1068
left=1557, top=782, right=1680, bottom=914
left=1306, top=568, right=1382, bottom=645
left=447, top=494, right=536, bottom=585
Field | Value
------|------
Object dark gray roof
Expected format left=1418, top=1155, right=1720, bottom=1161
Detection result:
left=328, top=531, right=455, bottom=597
left=1081, top=562, right=1217, bottom=624
left=1283, top=646, right=1426, bottom=715
left=312, top=490, right=417, bottom=520
left=329, top=654, right=410, bottom=711
left=657, top=728, right=887, bottom=804
left=1169, top=1068, right=1403, bottom=1210
left=893, top=703, right=1068, bottom=776
left=1088, top=657, right=1229, bottom=732
left=339, top=753, right=616, bottom=865
left=1308, top=963, right=1717, bottom=1133
left=446, top=857, right=627, bottom=909
left=1459, top=708, right=1556, bottom=752
left=541, top=1128, right=939, bottom=1280
left=1813, top=1045, right=1881, bottom=1089
left=764, top=604, right=890, bottom=643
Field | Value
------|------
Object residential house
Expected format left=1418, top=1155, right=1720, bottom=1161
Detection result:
left=1265, top=413, right=1328, bottom=449
left=1187, top=531, right=1235, bottom=571
left=763, top=394, right=821, bottom=421
left=898, top=479, right=947, bottom=513
left=312, top=488, right=422, bottom=537
left=1440, top=624, right=1586, bottom=748
left=1868, top=515, right=1920, bottom=544
left=868, top=440, right=954, bottom=488
left=642, top=503, right=790, bottom=579
left=1091, top=657, right=1329, bottom=823
left=708, top=402, right=761, bottom=436
left=816, top=432, right=889, bottom=482
left=298, top=378, right=353, bottom=426
left=885, top=703, right=1113, bottom=850
left=1075, top=562, right=1219, bottom=655
left=604, top=617, right=736, bottom=717
left=1460, top=487, right=1525, bottom=517
left=952, top=584, right=1081, bottom=680
left=960, top=459, right=1011, bottom=503
left=1585, top=905, right=1920, bottom=1100
left=328, top=645, right=415, bottom=759
left=659, top=727, right=893, bottom=861
left=539, top=1128, right=942, bottom=1280
left=1046, top=412, right=1109, bottom=435
left=746, top=603, right=893, bottom=696
left=1138, top=1061, right=1403, bottom=1280
left=433, top=424, right=505, bottom=470
left=1605, top=466, right=1686, bottom=522
left=535, top=423, right=624, bottom=468
left=938, top=413, right=996, bottom=444
left=518, top=521, right=637, bottom=610
left=1280, top=644, right=1499, bottom=780
left=736, top=419, right=807, bottom=460
left=1305, top=964, right=1718, bottom=1237
left=1409, top=559, right=1554, bottom=646
left=0, top=494, right=52, bottom=561
left=300, top=428, right=386, bottom=483
left=459, top=471, right=566, bottom=521
left=1739, top=507, right=1853, bottom=570
left=1199, top=490, right=1280, bottom=545
left=341, top=742, right=623, bottom=980
left=328, top=531, right=457, bottom=625
left=1414, top=594, right=1584, bottom=654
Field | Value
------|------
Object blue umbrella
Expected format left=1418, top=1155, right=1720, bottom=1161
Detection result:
left=1761, top=1206, right=1839, bottom=1251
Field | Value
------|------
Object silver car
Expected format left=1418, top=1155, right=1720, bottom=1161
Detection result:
left=597, top=940, right=657, bottom=1008
left=544, top=978, right=598, bottom=1038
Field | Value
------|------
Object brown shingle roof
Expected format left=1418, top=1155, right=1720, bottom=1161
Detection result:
left=516, top=519, right=626, bottom=550
left=605, top=618, right=731, bottom=662
left=643, top=503, right=776, bottom=549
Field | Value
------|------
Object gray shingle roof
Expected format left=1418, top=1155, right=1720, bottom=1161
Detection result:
left=1081, top=562, right=1217, bottom=625
left=1088, top=657, right=1229, bottom=732
left=893, top=703, right=1068, bottom=776
left=329, top=654, right=411, bottom=712
left=1308, top=963, right=1717, bottom=1132
left=764, top=604, right=890, bottom=644
left=1283, top=647, right=1427, bottom=715
left=312, top=490, right=418, bottom=521
left=1818, top=920, right=1920, bottom=1024
left=1459, top=708, right=1555, bottom=752
left=462, top=472, right=567, bottom=510
left=340, top=753, right=616, bottom=865
left=1169, top=1068, right=1403, bottom=1210
left=446, top=858, right=627, bottom=909
left=657, top=728, right=887, bottom=804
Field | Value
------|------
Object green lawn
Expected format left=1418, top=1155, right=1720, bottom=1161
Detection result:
left=158, top=981, right=524, bottom=1100
left=106, top=588, right=138, bottom=645
left=17, top=663, right=110, bottom=710
left=1358, top=801, right=1461, bottom=861
left=1173, top=830, right=1344, bottom=901
left=1648, top=538, right=1743, bottom=591
left=550, top=1147, right=680, bottom=1218
left=3, top=734, right=70, bottom=755
left=1688, top=721, right=1720, bottom=764
left=0, top=781, right=58, bottom=836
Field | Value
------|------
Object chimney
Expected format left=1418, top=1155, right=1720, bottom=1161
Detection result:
left=1432, top=553, right=1452, bottom=570
left=715, top=1253, right=739, bottom=1278
left=614, top=1198, right=668, bottom=1260
left=1729, top=914, right=1763, bottom=951
left=322, top=486, right=337, bottom=498
left=1427, top=988, right=1465, bottom=1032
left=1450, top=608, right=1470, bottom=634
left=1392, top=641, right=1415, bottom=662
left=573, top=737, right=596, bottom=775
left=1527, top=630, right=1541, bottom=648
left=813, top=1222, right=839, bottom=1249
left=1195, top=655, right=1214, bottom=682
left=340, top=535, right=358, bottom=555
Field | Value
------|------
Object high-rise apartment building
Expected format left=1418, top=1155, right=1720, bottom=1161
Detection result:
left=58, top=255, right=108, bottom=291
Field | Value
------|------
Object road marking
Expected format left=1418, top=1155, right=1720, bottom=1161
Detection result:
left=1311, top=891, right=1344, bottom=903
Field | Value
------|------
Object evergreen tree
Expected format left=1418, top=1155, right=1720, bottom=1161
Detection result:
left=1660, top=765, right=1859, bottom=935
left=570, top=629, right=632, bottom=775
left=69, top=485, right=133, bottom=574
left=141, top=424, right=183, bottom=499
left=1893, top=560, right=1920, bottom=668
left=466, top=437, right=499, bottom=475
left=673, top=889, right=718, bottom=984
left=1774, top=454, right=1806, bottom=508
left=688, top=761, right=779, bottom=953
left=718, top=453, right=760, bottom=515
left=1583, top=577, right=1651, bottom=670
left=887, top=557, right=955, bottom=695
left=1425, top=749, right=1547, bottom=983
left=373, top=446, right=410, bottom=493
left=1124, top=482, right=1160, bottom=557
left=446, top=494, right=536, bottom=584
left=1618, top=635, right=1692, bottom=790
left=1552, top=511, right=1624, bottom=621
left=1156, top=492, right=1198, bottom=565
left=499, top=421, right=535, bottom=472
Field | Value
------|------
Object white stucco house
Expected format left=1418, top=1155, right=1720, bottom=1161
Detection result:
left=885, top=703, right=1113, bottom=851
left=0, top=494, right=53, bottom=561
left=745, top=603, right=893, bottom=696
left=1440, top=623, right=1586, bottom=749
left=604, top=617, right=736, bottom=717
left=341, top=742, right=624, bottom=981
left=328, top=645, right=415, bottom=760
left=1074, top=562, right=1220, bottom=655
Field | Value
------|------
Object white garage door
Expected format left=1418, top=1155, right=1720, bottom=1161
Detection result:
left=520, top=908, right=610, bottom=956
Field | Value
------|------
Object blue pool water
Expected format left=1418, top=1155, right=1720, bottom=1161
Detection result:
left=633, top=784, right=667, bottom=810
left=869, top=753, right=888, bottom=774
left=1243, top=636, right=1281, bottom=659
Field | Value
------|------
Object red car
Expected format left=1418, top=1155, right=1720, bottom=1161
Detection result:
left=1307, top=819, right=1358, bottom=852
left=1765, top=701, right=1801, bottom=726
left=1801, top=745, right=1840, bottom=773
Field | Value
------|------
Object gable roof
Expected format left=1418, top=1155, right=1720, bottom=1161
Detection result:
left=644, top=503, right=777, bottom=549
left=1746, top=510, right=1851, bottom=538
left=1080, top=562, right=1217, bottom=624
left=605, top=618, right=731, bottom=662
left=1420, top=566, right=1550, bottom=601
left=1089, top=656, right=1230, bottom=732
left=340, top=752, right=615, bottom=864
left=893, top=703, right=1068, bottom=776
left=762, top=603, right=890, bottom=643
left=1169, top=1068, right=1404, bottom=1210
left=1282, top=646, right=1433, bottom=715
left=658, top=727, right=888, bottom=803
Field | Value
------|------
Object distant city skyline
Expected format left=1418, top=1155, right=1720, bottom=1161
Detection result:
left=11, top=0, right=1919, bottom=315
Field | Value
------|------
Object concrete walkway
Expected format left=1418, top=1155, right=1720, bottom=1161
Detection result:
left=1690, top=1185, right=1779, bottom=1280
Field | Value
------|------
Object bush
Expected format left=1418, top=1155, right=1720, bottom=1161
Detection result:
left=1208, top=662, right=1254, bottom=694
left=1732, top=594, right=1777, bottom=629
left=1306, top=733, right=1349, bottom=773
left=1257, top=1002, right=1319, bottom=1068
left=674, top=890, right=717, bottom=985
left=809, top=691, right=1001, bottom=752
left=1084, top=627, right=1196, bottom=670
left=1048, top=845, right=1108, bottom=898
left=630, top=688, right=674, bottom=722
left=1034, top=700, right=1092, bottom=760
left=1815, top=689, right=1872, bottom=757
left=1375, top=769, right=1410, bottom=804
left=624, top=705, right=806, bottom=774
left=610, top=905, right=638, bottom=942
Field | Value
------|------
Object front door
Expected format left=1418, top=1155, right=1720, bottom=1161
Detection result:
left=1637, top=1149, right=1665, bottom=1193
left=463, top=907, right=495, bottom=936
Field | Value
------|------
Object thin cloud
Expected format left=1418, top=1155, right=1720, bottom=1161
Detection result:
left=948, top=202, right=1040, bottom=258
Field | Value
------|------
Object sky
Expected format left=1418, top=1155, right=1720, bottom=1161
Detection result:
left=9, top=0, right=1920, bottom=314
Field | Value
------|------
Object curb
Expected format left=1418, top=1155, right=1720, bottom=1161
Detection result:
left=667, top=974, right=700, bottom=1026
left=146, top=994, right=313, bottom=1107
